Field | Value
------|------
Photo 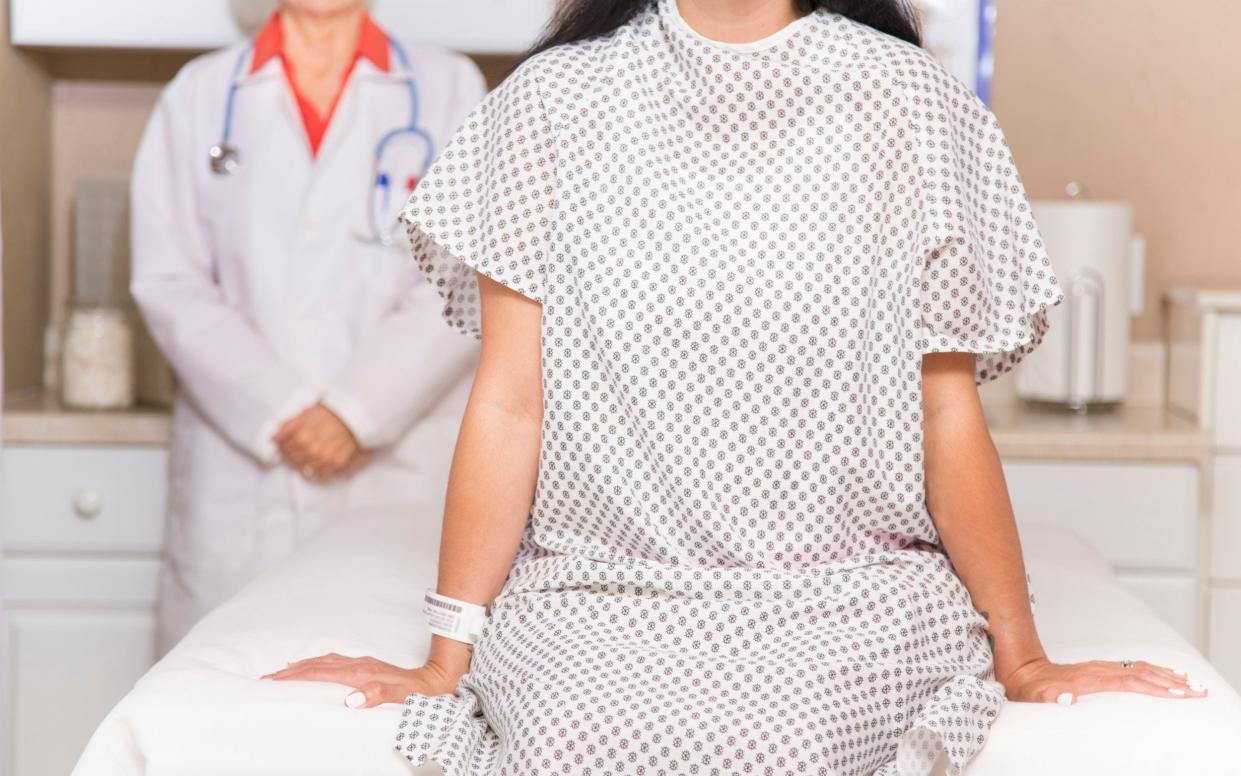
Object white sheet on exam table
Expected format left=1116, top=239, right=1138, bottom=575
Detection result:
left=74, top=509, right=1241, bottom=776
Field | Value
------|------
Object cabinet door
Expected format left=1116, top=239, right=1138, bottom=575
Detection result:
left=1001, top=460, right=1198, bottom=571
left=1210, top=589, right=1241, bottom=693
left=1211, top=454, right=1241, bottom=580
left=1214, top=315, right=1241, bottom=448
left=11, top=0, right=553, bottom=53
left=6, top=609, right=157, bottom=776
left=1114, top=572, right=1198, bottom=645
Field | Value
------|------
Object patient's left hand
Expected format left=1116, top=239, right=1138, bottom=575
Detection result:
left=262, top=653, right=461, bottom=708
left=1001, top=657, right=1208, bottom=704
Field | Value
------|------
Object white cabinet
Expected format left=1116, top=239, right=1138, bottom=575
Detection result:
left=1163, top=289, right=1241, bottom=689
left=7, top=608, right=158, bottom=776
left=1, top=444, right=167, bottom=776
left=2, top=446, right=167, bottom=553
left=1002, top=460, right=1198, bottom=570
left=1214, top=315, right=1241, bottom=448
left=1114, top=572, right=1198, bottom=644
left=1210, top=589, right=1241, bottom=694
left=1002, top=459, right=1200, bottom=644
left=1211, top=454, right=1241, bottom=579
left=10, top=0, right=554, bottom=53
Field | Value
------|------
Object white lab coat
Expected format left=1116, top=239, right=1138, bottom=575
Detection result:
left=131, top=36, right=485, bottom=653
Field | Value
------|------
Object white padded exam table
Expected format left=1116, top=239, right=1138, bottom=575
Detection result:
left=74, top=504, right=1241, bottom=775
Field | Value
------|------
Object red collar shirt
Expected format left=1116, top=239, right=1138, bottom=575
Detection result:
left=249, top=12, right=391, bottom=156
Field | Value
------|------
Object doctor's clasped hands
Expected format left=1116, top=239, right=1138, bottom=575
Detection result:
left=273, top=403, right=368, bottom=482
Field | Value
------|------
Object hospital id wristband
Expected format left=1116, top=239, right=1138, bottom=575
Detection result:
left=423, top=590, right=488, bottom=645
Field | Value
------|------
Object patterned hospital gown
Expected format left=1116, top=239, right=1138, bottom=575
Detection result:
left=395, top=0, right=1064, bottom=773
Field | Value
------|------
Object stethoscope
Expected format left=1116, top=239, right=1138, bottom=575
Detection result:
left=208, top=35, right=434, bottom=246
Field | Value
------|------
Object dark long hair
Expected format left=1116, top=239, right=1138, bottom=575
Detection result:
left=524, top=0, right=921, bottom=61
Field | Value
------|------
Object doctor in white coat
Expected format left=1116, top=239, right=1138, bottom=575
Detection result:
left=131, top=0, right=485, bottom=652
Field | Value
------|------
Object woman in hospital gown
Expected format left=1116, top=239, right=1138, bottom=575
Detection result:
left=271, top=1, right=1205, bottom=773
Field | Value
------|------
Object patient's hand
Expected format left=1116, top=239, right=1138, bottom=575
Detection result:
left=1001, top=657, right=1208, bottom=705
left=262, top=652, right=465, bottom=708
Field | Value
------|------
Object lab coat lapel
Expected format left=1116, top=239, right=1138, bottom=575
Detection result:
left=227, top=62, right=316, bottom=341
left=302, top=59, right=407, bottom=194
left=294, top=66, right=410, bottom=303
left=291, top=68, right=365, bottom=311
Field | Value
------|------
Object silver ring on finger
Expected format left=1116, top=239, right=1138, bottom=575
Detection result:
left=1119, top=659, right=1137, bottom=668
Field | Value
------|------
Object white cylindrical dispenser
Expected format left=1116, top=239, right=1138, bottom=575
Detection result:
left=1016, top=200, right=1135, bottom=410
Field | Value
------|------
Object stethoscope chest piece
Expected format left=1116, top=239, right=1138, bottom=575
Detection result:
left=209, top=144, right=240, bottom=176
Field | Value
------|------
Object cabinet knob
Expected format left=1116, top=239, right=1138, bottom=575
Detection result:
left=73, top=489, right=103, bottom=519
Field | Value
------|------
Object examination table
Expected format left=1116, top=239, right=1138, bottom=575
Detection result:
left=73, top=495, right=1241, bottom=774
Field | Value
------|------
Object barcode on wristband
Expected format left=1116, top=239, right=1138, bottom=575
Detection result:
left=425, top=594, right=463, bottom=614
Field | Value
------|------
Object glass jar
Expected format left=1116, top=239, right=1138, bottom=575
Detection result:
left=61, top=304, right=136, bottom=410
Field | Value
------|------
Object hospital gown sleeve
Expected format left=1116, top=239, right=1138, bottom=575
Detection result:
left=912, top=59, right=1066, bottom=385
left=320, top=54, right=490, bottom=449
left=397, top=52, right=556, bottom=337
left=130, top=87, right=315, bottom=465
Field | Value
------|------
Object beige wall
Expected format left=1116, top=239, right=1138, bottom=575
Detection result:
left=990, top=0, right=1241, bottom=340
left=48, top=82, right=164, bottom=331
left=0, top=0, right=51, bottom=393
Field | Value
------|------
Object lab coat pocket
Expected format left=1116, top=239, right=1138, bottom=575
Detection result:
left=355, top=241, right=415, bottom=305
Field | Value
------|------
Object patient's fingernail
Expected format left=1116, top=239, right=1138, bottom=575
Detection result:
left=1056, top=692, right=1074, bottom=706
left=345, top=691, right=366, bottom=708
left=1168, top=688, right=1186, bottom=696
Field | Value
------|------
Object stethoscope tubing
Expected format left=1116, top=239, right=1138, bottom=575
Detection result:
left=215, top=36, right=426, bottom=161
left=221, top=43, right=250, bottom=152
left=210, top=35, right=432, bottom=244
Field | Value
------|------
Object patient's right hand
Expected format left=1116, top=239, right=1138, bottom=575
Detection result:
left=262, top=643, right=470, bottom=708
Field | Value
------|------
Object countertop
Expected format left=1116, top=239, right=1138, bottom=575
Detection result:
left=2, top=389, right=1211, bottom=462
left=3, top=389, right=172, bottom=446
left=982, top=402, right=1209, bottom=463
left=1166, top=285, right=1241, bottom=314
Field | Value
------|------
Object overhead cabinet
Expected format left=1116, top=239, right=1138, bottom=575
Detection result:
left=9, top=0, right=554, bottom=53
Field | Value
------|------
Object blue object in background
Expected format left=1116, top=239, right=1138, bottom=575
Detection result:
left=975, top=0, right=997, bottom=105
